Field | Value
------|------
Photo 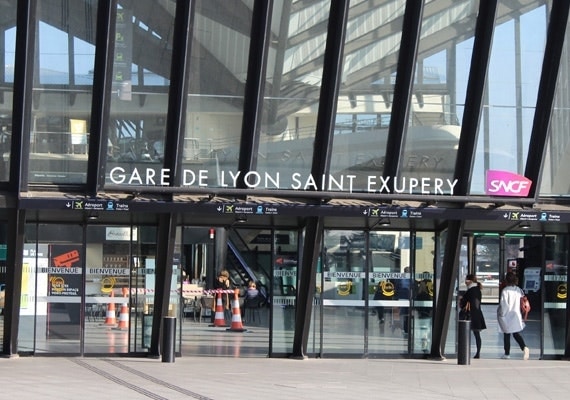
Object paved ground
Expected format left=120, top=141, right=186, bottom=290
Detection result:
left=1, top=354, right=570, bottom=399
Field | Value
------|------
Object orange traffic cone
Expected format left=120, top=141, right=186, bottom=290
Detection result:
left=212, top=291, right=227, bottom=327
left=117, top=302, right=129, bottom=329
left=227, top=289, right=246, bottom=332
left=104, top=291, right=117, bottom=325
left=116, top=287, right=129, bottom=329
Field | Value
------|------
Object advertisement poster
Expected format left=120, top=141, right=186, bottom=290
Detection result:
left=47, top=244, right=83, bottom=339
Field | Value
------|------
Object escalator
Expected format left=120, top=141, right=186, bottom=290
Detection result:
left=225, top=240, right=270, bottom=303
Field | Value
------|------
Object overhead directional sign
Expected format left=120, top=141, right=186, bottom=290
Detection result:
left=16, top=197, right=570, bottom=223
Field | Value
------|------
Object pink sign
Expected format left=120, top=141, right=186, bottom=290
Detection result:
left=485, top=170, right=532, bottom=197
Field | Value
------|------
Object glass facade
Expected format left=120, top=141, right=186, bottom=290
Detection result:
left=1, top=0, right=570, bottom=360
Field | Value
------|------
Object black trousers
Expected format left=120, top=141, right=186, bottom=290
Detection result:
left=503, top=332, right=526, bottom=355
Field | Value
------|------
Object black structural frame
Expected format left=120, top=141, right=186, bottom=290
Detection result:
left=3, top=0, right=37, bottom=356
left=3, top=1, right=570, bottom=359
left=292, top=0, right=349, bottom=359
left=430, top=0, right=497, bottom=359
left=236, top=0, right=273, bottom=189
left=149, top=0, right=196, bottom=357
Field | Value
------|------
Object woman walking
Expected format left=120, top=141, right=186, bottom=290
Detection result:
left=460, top=274, right=486, bottom=358
left=497, top=271, right=530, bottom=360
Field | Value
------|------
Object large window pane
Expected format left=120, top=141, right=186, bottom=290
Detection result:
left=256, top=1, right=330, bottom=189
left=29, top=1, right=98, bottom=184
left=398, top=1, right=478, bottom=193
left=469, top=2, right=547, bottom=194
left=0, top=1, right=17, bottom=181
left=180, top=0, right=252, bottom=188
left=541, top=3, right=570, bottom=196
left=331, top=1, right=406, bottom=192
left=105, top=1, right=174, bottom=184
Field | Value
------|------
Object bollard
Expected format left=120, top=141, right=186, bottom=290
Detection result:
left=457, top=319, right=471, bottom=365
left=162, top=316, right=176, bottom=363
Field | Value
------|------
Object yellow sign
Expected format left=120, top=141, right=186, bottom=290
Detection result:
left=50, top=276, right=65, bottom=293
left=556, top=283, right=567, bottom=300
left=101, top=277, right=116, bottom=293
left=337, top=281, right=352, bottom=296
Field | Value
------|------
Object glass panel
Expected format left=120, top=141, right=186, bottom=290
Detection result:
left=180, top=227, right=213, bottom=355
left=323, top=230, right=365, bottom=355
left=411, top=232, right=435, bottom=355
left=172, top=227, right=182, bottom=355
left=180, top=0, right=252, bottom=188
left=256, top=1, right=330, bottom=190
left=19, top=224, right=83, bottom=354
left=181, top=227, right=271, bottom=356
left=473, top=236, right=500, bottom=302
left=271, top=229, right=297, bottom=354
left=18, top=243, right=47, bottom=353
left=398, top=1, right=477, bottom=193
left=469, top=2, right=547, bottom=194
left=84, top=226, right=138, bottom=354
left=29, top=0, right=98, bottom=184
left=543, top=234, right=567, bottom=356
left=331, top=1, right=406, bottom=192
left=367, top=230, right=407, bottom=354
left=0, top=0, right=16, bottom=181
left=513, top=235, right=542, bottom=357
left=541, top=3, right=570, bottom=196
left=0, top=226, right=5, bottom=351
left=105, top=1, right=175, bottom=184
left=131, top=226, right=158, bottom=353
left=440, top=229, right=457, bottom=355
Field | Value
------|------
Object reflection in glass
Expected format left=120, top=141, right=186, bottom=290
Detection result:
left=256, top=1, right=329, bottom=190
left=542, top=5, right=570, bottom=196
left=331, top=2, right=406, bottom=192
left=19, top=224, right=83, bottom=354
left=543, top=235, right=568, bottom=356
left=470, top=2, right=547, bottom=194
left=105, top=1, right=174, bottom=185
left=398, top=1, right=477, bottom=194
left=0, top=0, right=16, bottom=181
left=181, top=0, right=252, bottom=188
left=29, top=1, right=98, bottom=184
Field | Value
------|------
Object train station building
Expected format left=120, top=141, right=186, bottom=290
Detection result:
left=1, top=0, right=570, bottom=360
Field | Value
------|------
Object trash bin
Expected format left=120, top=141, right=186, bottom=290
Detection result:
left=457, top=319, right=471, bottom=365
left=162, top=316, right=176, bottom=363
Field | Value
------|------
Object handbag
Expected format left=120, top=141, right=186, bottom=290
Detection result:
left=459, top=301, right=471, bottom=321
left=520, top=294, right=531, bottom=321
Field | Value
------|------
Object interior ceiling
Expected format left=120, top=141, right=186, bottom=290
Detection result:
left=27, top=0, right=542, bottom=113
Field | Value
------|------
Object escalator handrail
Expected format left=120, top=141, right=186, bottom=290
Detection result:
left=227, top=240, right=269, bottom=301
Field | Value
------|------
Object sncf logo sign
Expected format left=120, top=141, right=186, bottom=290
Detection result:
left=485, top=170, right=532, bottom=197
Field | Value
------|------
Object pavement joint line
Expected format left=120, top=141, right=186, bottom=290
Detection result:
left=103, top=358, right=215, bottom=400
left=70, top=358, right=170, bottom=400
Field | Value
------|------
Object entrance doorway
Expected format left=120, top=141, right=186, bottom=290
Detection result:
left=459, top=232, right=569, bottom=359
left=17, top=223, right=159, bottom=355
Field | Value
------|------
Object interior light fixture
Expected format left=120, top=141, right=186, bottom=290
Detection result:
left=235, top=214, right=248, bottom=223
left=379, top=219, right=391, bottom=227
left=87, top=211, right=98, bottom=221
left=519, top=221, right=531, bottom=229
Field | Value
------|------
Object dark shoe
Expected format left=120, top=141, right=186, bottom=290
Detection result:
left=473, top=354, right=480, bottom=359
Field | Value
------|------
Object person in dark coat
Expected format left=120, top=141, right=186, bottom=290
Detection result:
left=460, top=274, right=487, bottom=359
